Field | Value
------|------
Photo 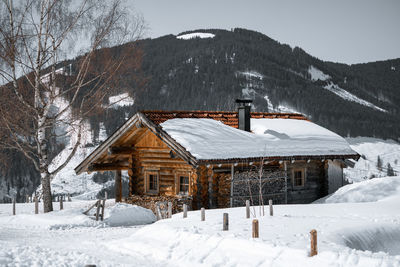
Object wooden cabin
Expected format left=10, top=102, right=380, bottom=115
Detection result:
left=75, top=105, right=359, bottom=212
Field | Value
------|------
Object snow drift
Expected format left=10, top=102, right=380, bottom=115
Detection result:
left=104, top=203, right=156, bottom=227
left=319, top=176, right=400, bottom=203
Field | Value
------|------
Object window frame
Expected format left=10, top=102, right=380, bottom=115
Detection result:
left=145, top=170, right=159, bottom=194
left=292, top=168, right=306, bottom=188
left=175, top=172, right=191, bottom=195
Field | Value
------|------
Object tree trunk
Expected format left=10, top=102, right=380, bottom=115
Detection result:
left=41, top=173, right=53, bottom=213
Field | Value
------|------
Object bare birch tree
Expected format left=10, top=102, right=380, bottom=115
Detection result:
left=0, top=0, right=144, bottom=212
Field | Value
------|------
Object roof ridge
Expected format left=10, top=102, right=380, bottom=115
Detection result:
left=141, top=110, right=306, bottom=116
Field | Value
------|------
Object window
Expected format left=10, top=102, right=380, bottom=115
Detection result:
left=293, top=169, right=305, bottom=187
left=179, top=176, right=189, bottom=194
left=146, top=172, right=159, bottom=193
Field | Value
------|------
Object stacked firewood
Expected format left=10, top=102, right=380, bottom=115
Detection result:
left=125, top=195, right=192, bottom=214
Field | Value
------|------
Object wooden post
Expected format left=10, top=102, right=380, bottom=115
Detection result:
left=101, top=199, right=106, bottom=221
left=183, top=204, right=187, bottom=218
left=156, top=205, right=162, bottom=220
left=252, top=219, right=259, bottom=238
left=310, top=229, right=318, bottom=256
left=223, top=213, right=229, bottom=231
left=269, top=199, right=273, bottom=216
left=12, top=198, right=16, bottom=215
left=68, top=194, right=71, bottom=202
left=34, top=196, right=38, bottom=214
left=26, top=194, right=29, bottom=203
left=201, top=208, right=205, bottom=221
left=115, top=170, right=122, bottom=203
left=60, top=197, right=63, bottom=210
left=246, top=200, right=250, bottom=219
left=105, top=192, right=108, bottom=200
left=95, top=200, right=101, bottom=221
left=167, top=202, right=173, bottom=218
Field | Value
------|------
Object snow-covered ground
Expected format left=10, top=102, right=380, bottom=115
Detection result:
left=108, top=93, right=134, bottom=109
left=176, top=32, right=215, bottom=40
left=344, top=137, right=400, bottom=182
left=308, top=66, right=331, bottom=81
left=1, top=177, right=400, bottom=266
left=323, top=82, right=386, bottom=113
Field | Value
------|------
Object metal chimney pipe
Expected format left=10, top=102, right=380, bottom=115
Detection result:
left=236, top=99, right=252, bottom=132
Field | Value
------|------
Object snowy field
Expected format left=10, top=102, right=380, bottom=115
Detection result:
left=1, top=177, right=400, bottom=266
left=345, top=137, right=400, bottom=182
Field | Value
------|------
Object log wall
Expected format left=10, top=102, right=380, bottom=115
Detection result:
left=129, top=130, right=195, bottom=200
left=127, top=129, right=333, bottom=209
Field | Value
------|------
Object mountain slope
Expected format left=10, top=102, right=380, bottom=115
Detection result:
left=1, top=28, right=399, bottom=201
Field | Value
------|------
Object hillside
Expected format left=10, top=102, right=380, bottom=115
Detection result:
left=1, top=28, right=400, bottom=201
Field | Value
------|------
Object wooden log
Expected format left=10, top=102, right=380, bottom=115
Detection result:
left=310, top=229, right=318, bottom=256
left=83, top=201, right=98, bottom=215
left=12, top=198, right=16, bottom=215
left=252, top=219, right=259, bottom=238
left=201, top=208, right=205, bottom=221
left=269, top=199, right=273, bottom=216
left=34, top=196, right=38, bottom=214
left=60, top=197, right=63, bottom=210
left=246, top=200, right=250, bottom=219
left=115, top=170, right=122, bottom=203
left=108, top=146, right=135, bottom=155
left=183, top=204, right=188, bottom=218
left=96, top=200, right=101, bottom=221
left=101, top=199, right=106, bottom=221
left=167, top=202, right=172, bottom=218
left=223, top=213, right=229, bottom=231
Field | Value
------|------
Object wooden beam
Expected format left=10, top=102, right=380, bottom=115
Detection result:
left=108, top=146, right=135, bottom=155
left=88, top=162, right=130, bottom=172
left=115, top=170, right=122, bottom=203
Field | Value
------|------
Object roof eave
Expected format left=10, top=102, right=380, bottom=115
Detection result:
left=197, top=153, right=360, bottom=165
left=74, top=114, right=140, bottom=175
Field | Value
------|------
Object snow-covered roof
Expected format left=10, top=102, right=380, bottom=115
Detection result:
left=160, top=118, right=357, bottom=161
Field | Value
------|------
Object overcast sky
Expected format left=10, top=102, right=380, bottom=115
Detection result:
left=132, top=0, right=400, bottom=64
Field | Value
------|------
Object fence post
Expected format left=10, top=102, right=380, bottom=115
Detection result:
left=101, top=199, right=106, bottom=221
left=183, top=204, right=187, bottom=218
left=310, top=229, right=318, bottom=256
left=223, top=213, right=229, bottom=231
left=246, top=200, right=250, bottom=219
left=96, top=200, right=101, bottom=221
left=252, top=219, right=259, bottom=238
left=34, top=196, right=38, bottom=214
left=60, top=197, right=63, bottom=210
left=13, top=198, right=16, bottom=215
left=168, top=202, right=173, bottom=218
left=201, top=208, right=205, bottom=221
left=269, top=199, right=273, bottom=216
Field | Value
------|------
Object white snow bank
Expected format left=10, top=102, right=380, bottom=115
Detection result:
left=341, top=224, right=400, bottom=256
left=320, top=176, right=400, bottom=203
left=160, top=118, right=356, bottom=160
left=308, top=66, right=330, bottom=81
left=104, top=203, right=156, bottom=227
left=177, top=32, right=215, bottom=40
